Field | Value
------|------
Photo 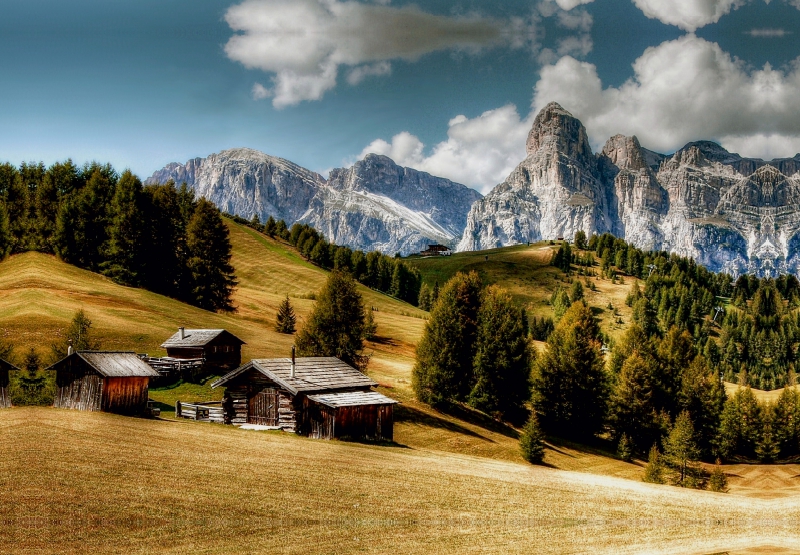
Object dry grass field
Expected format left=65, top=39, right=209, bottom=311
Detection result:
left=3, top=406, right=799, bottom=555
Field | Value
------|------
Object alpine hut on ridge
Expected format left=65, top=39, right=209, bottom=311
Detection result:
left=161, top=328, right=245, bottom=374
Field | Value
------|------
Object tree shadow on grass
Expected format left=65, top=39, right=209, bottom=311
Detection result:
left=435, top=403, right=521, bottom=441
left=395, top=404, right=494, bottom=442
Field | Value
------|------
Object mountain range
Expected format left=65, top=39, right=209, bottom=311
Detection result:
left=148, top=103, right=800, bottom=276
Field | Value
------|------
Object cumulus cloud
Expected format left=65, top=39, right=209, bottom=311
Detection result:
left=632, top=0, right=746, bottom=32
left=359, top=105, right=532, bottom=193
left=251, top=82, right=272, bottom=100
left=552, top=0, right=595, bottom=10
left=531, top=35, right=800, bottom=159
left=224, top=0, right=537, bottom=108
left=346, top=61, right=391, bottom=86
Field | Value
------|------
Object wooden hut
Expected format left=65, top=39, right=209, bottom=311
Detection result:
left=0, top=358, right=19, bottom=408
left=211, top=354, right=397, bottom=441
left=49, top=351, right=159, bottom=416
left=161, top=328, right=245, bottom=374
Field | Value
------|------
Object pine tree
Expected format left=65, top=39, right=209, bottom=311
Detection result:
left=469, top=285, right=532, bottom=423
left=608, top=352, right=662, bottom=452
left=102, top=170, right=145, bottom=286
left=417, top=283, right=433, bottom=311
left=569, top=280, right=584, bottom=303
left=708, top=459, right=728, bottom=493
left=531, top=301, right=609, bottom=440
left=296, top=271, right=368, bottom=370
left=363, top=307, right=377, bottom=340
left=519, top=412, right=545, bottom=464
left=643, top=444, right=665, bottom=484
left=550, top=287, right=571, bottom=321
left=275, top=295, right=296, bottom=334
left=663, top=410, right=701, bottom=487
left=264, top=215, right=277, bottom=237
left=617, top=433, right=633, bottom=462
left=186, top=198, right=237, bottom=312
left=52, top=309, right=100, bottom=360
left=678, top=356, right=726, bottom=458
left=412, top=272, right=482, bottom=406
left=716, top=387, right=763, bottom=460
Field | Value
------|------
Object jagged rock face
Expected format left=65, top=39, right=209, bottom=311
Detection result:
left=459, top=103, right=614, bottom=250
left=147, top=150, right=481, bottom=256
left=302, top=154, right=482, bottom=255
left=459, top=102, right=800, bottom=278
left=145, top=148, right=323, bottom=224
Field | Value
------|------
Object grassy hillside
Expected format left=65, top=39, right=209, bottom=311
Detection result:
left=1, top=407, right=787, bottom=555
left=408, top=242, right=637, bottom=342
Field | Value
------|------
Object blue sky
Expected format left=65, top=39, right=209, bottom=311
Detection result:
left=3, top=0, right=800, bottom=192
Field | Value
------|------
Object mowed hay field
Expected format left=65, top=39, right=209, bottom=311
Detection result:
left=2, top=407, right=798, bottom=555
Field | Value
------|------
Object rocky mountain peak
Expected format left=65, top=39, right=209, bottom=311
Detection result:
left=601, top=134, right=647, bottom=171
left=526, top=102, right=593, bottom=162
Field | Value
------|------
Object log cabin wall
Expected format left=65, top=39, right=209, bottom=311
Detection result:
left=54, top=361, right=103, bottom=411
left=101, top=377, right=151, bottom=415
left=0, top=369, right=9, bottom=408
left=222, top=369, right=298, bottom=428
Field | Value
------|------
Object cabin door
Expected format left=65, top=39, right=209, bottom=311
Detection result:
left=248, top=388, right=279, bottom=426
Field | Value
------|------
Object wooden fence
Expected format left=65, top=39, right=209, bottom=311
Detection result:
left=175, top=401, right=224, bottom=424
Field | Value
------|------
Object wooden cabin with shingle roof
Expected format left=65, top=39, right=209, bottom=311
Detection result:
left=211, top=349, right=397, bottom=440
left=161, top=328, right=244, bottom=374
left=0, top=358, right=18, bottom=408
left=49, top=351, right=159, bottom=416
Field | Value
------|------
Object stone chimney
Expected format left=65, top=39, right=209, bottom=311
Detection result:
left=291, top=345, right=296, bottom=378
left=179, top=327, right=185, bottom=340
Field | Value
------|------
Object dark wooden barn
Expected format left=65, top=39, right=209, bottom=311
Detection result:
left=161, top=328, right=245, bottom=374
left=0, top=358, right=18, bottom=408
left=211, top=355, right=397, bottom=441
left=49, top=351, right=159, bottom=416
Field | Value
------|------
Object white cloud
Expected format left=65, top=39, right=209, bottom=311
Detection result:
left=251, top=82, right=272, bottom=100
left=552, top=0, right=595, bottom=10
left=631, top=0, right=746, bottom=32
left=346, top=61, right=392, bottom=86
left=225, top=0, right=537, bottom=108
left=359, top=105, right=532, bottom=193
left=531, top=35, right=800, bottom=159
left=747, top=28, right=790, bottom=37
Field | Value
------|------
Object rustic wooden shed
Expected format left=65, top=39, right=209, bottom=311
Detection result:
left=161, top=328, right=245, bottom=374
left=49, top=351, right=159, bottom=416
left=211, top=356, right=398, bottom=441
left=0, top=358, right=19, bottom=408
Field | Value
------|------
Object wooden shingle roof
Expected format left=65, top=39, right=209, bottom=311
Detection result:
left=307, top=390, right=398, bottom=408
left=161, top=329, right=245, bottom=348
left=48, top=352, right=159, bottom=378
left=211, top=357, right=376, bottom=395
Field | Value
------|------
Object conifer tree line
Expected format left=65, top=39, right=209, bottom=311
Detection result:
left=413, top=271, right=533, bottom=423
left=0, top=160, right=236, bottom=312
left=228, top=213, right=423, bottom=306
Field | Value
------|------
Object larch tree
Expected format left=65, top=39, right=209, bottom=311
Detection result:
left=531, top=301, right=609, bottom=440
left=663, top=410, right=701, bottom=487
left=469, top=285, right=532, bottom=423
left=102, top=170, right=145, bottom=286
left=186, top=198, right=237, bottom=312
left=412, top=271, right=482, bottom=407
left=295, top=271, right=367, bottom=370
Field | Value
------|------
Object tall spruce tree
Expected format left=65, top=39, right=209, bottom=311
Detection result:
left=469, top=285, right=532, bottom=423
left=531, top=301, right=609, bottom=440
left=412, top=271, right=482, bottom=406
left=296, top=271, right=367, bottom=370
left=275, top=295, right=296, bottom=334
left=608, top=351, right=663, bottom=453
left=102, top=170, right=145, bottom=285
left=186, top=198, right=237, bottom=311
left=663, top=410, right=701, bottom=487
